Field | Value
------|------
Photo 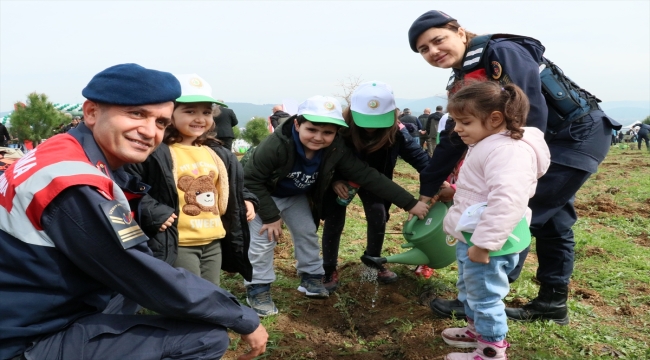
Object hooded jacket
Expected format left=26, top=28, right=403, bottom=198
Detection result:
left=244, top=118, right=419, bottom=225
left=443, top=127, right=551, bottom=251
left=270, top=110, right=292, bottom=129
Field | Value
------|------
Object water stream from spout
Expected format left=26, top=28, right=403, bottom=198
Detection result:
left=358, top=265, right=379, bottom=308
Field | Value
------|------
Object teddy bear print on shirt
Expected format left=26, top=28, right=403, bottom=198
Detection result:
left=178, top=171, right=219, bottom=216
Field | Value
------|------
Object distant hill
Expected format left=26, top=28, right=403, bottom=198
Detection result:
left=226, top=103, right=275, bottom=128
left=395, top=97, right=447, bottom=117
left=598, top=101, right=650, bottom=127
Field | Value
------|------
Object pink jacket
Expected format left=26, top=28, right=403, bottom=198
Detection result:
left=443, top=127, right=550, bottom=252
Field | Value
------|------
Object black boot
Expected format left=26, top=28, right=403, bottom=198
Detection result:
left=505, top=284, right=569, bottom=325
left=429, top=297, right=466, bottom=319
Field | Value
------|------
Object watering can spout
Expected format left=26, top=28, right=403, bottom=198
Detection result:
left=384, top=248, right=430, bottom=266
left=360, top=254, right=387, bottom=270
left=378, top=202, right=457, bottom=269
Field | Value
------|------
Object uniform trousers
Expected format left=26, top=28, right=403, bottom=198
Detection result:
left=508, top=109, right=613, bottom=285
left=22, top=296, right=229, bottom=360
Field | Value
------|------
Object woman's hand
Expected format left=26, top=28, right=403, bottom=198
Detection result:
left=244, top=200, right=256, bottom=222
left=260, top=219, right=283, bottom=242
left=468, top=246, right=490, bottom=264
left=332, top=180, right=349, bottom=199
left=158, top=213, right=177, bottom=232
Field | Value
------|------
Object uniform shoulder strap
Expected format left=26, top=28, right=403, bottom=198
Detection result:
left=461, top=34, right=493, bottom=73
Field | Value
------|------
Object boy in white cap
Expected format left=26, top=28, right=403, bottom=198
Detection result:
left=243, top=95, right=429, bottom=317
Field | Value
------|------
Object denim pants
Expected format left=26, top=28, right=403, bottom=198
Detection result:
left=456, top=241, right=518, bottom=342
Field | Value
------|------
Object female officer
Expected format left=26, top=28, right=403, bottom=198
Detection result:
left=407, top=10, right=620, bottom=328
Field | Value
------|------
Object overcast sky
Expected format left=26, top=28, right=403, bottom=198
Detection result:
left=1, top=0, right=649, bottom=111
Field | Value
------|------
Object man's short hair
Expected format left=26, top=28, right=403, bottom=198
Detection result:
left=436, top=105, right=443, bottom=111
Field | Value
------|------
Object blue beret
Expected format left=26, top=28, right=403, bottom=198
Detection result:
left=82, top=63, right=181, bottom=106
left=408, top=10, right=457, bottom=52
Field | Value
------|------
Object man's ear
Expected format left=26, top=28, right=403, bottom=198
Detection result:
left=294, top=118, right=300, bottom=131
left=82, top=100, right=100, bottom=129
left=489, top=111, right=504, bottom=129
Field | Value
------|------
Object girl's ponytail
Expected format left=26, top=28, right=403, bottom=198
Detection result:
left=502, top=83, right=529, bottom=140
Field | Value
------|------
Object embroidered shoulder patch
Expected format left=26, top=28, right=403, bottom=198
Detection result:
left=491, top=61, right=503, bottom=80
left=99, top=200, right=148, bottom=249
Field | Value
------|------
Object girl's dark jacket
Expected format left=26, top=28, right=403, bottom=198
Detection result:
left=125, top=141, right=258, bottom=281
left=244, top=118, right=419, bottom=225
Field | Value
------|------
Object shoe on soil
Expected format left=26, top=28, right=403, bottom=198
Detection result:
left=297, top=274, right=329, bottom=299
left=505, top=284, right=569, bottom=325
left=246, top=283, right=278, bottom=317
left=324, top=270, right=339, bottom=293
left=441, top=319, right=478, bottom=348
left=414, top=265, right=435, bottom=279
left=429, top=297, right=466, bottom=319
left=377, top=268, right=398, bottom=284
left=445, top=337, right=509, bottom=360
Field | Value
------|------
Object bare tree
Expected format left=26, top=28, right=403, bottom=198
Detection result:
left=334, top=75, right=364, bottom=108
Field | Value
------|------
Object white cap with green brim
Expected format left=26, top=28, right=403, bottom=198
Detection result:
left=173, top=73, right=227, bottom=107
left=297, top=96, right=348, bottom=127
left=350, top=81, right=396, bottom=128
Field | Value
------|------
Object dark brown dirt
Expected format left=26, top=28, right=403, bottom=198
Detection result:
left=222, top=150, right=650, bottom=359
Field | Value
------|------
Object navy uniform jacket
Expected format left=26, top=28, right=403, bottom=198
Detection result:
left=0, top=124, right=259, bottom=359
left=419, top=37, right=619, bottom=196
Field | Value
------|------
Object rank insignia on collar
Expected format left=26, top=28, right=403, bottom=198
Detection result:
left=99, top=200, right=148, bottom=249
left=95, top=161, right=108, bottom=176
left=491, top=61, right=503, bottom=80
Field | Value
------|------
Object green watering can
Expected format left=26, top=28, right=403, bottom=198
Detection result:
left=361, top=201, right=457, bottom=270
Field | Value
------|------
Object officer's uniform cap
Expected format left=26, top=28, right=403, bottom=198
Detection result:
left=82, top=63, right=181, bottom=105
left=408, top=10, right=457, bottom=52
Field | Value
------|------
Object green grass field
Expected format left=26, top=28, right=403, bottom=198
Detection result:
left=223, top=146, right=650, bottom=359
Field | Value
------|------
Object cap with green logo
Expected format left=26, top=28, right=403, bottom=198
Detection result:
left=350, top=81, right=396, bottom=128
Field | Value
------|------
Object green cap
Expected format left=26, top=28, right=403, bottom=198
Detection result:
left=351, top=109, right=395, bottom=128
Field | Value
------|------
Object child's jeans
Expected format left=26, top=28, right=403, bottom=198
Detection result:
left=456, top=241, right=519, bottom=342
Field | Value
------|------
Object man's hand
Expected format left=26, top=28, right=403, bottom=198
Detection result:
left=237, top=324, right=269, bottom=360
left=158, top=213, right=177, bottom=232
left=260, top=219, right=283, bottom=242
left=332, top=180, right=349, bottom=199
left=468, top=246, right=490, bottom=264
left=244, top=200, right=256, bottom=222
left=407, top=201, right=429, bottom=220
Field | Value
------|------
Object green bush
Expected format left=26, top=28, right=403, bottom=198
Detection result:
left=10, top=92, right=68, bottom=145
left=241, top=117, right=270, bottom=146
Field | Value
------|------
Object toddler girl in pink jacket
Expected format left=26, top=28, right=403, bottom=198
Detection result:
left=440, top=81, right=550, bottom=360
